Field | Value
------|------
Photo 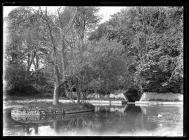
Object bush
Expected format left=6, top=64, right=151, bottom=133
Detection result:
left=124, top=87, right=141, bottom=102
left=6, top=85, right=40, bottom=97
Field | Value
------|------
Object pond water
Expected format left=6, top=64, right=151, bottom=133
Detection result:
left=3, top=104, right=183, bottom=136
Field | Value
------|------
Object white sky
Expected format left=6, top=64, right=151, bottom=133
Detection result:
left=3, top=6, right=126, bottom=23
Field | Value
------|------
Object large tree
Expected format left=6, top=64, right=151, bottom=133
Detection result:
left=88, top=6, right=183, bottom=94
left=5, top=7, right=50, bottom=93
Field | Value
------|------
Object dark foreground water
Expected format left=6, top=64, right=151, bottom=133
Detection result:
left=3, top=104, right=183, bottom=136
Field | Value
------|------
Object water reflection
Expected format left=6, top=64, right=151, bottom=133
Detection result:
left=3, top=104, right=183, bottom=136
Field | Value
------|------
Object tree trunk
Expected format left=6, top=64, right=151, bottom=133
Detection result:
left=76, top=82, right=81, bottom=103
left=77, top=92, right=81, bottom=103
left=53, top=83, right=59, bottom=105
left=61, top=37, right=67, bottom=80
left=27, top=53, right=34, bottom=71
left=53, top=121, right=58, bottom=133
left=35, top=54, right=39, bottom=70
left=42, top=10, right=61, bottom=105
left=27, top=54, right=31, bottom=71
left=138, top=82, right=143, bottom=97
left=53, top=64, right=61, bottom=105
left=34, top=125, right=38, bottom=135
left=78, top=31, right=85, bottom=64
left=181, top=83, right=183, bottom=94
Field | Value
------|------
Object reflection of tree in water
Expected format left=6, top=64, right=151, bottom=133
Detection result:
left=8, top=105, right=173, bottom=135
left=50, top=112, right=100, bottom=134
left=4, top=108, right=41, bottom=136
left=139, top=106, right=183, bottom=129
left=56, top=105, right=144, bottom=134
left=23, top=124, right=39, bottom=135
left=124, top=105, right=141, bottom=114
left=123, top=105, right=158, bottom=132
left=123, top=105, right=144, bottom=132
left=8, top=112, right=97, bottom=135
left=87, top=105, right=158, bottom=134
left=9, top=109, right=98, bottom=135
left=95, top=105, right=128, bottom=114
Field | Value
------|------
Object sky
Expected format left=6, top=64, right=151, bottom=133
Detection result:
left=3, top=6, right=126, bottom=23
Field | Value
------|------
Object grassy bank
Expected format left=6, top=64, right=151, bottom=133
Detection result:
left=5, top=101, right=95, bottom=116
left=139, top=92, right=183, bottom=102
left=4, top=100, right=93, bottom=108
left=4, top=95, right=68, bottom=101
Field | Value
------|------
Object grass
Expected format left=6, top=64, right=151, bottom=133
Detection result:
left=4, top=99, right=95, bottom=111
left=4, top=95, right=126, bottom=102
left=140, top=92, right=183, bottom=102
left=148, top=99, right=180, bottom=102
left=4, top=95, right=68, bottom=101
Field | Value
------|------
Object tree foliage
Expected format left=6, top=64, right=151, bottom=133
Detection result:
left=89, top=6, right=183, bottom=94
left=4, top=6, right=183, bottom=102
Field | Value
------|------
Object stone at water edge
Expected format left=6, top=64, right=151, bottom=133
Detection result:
left=10, top=104, right=95, bottom=124
left=10, top=103, right=95, bottom=118
left=11, top=107, right=41, bottom=117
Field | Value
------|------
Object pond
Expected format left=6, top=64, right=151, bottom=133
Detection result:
left=3, top=104, right=183, bottom=136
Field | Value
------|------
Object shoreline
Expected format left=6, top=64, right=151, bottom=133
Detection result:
left=135, top=101, right=183, bottom=106
left=3, top=99, right=183, bottom=110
